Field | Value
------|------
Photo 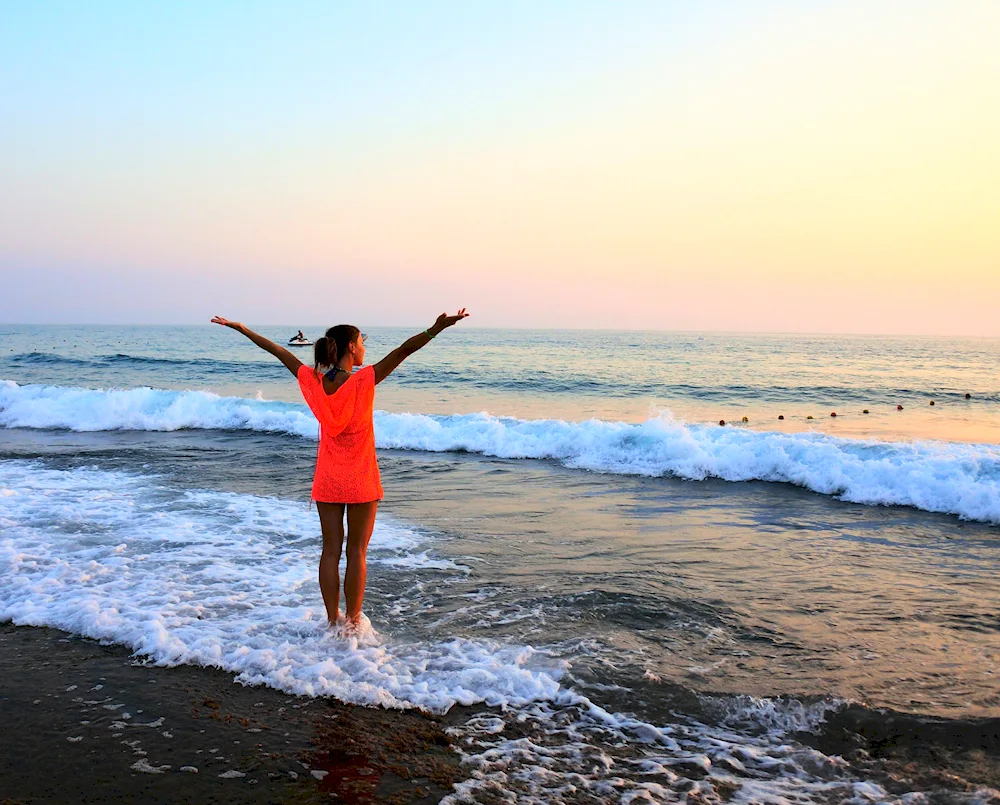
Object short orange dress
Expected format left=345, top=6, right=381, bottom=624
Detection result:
left=297, top=364, right=384, bottom=504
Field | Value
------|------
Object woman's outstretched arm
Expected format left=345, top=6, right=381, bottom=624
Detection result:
left=211, top=316, right=303, bottom=377
left=373, top=309, right=468, bottom=385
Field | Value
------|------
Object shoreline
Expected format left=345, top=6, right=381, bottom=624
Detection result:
left=0, top=623, right=471, bottom=804
left=3, top=621, right=999, bottom=803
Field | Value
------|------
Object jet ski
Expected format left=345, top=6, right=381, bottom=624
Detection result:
left=287, top=336, right=313, bottom=347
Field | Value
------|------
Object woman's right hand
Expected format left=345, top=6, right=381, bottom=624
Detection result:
left=430, top=308, right=469, bottom=334
left=211, top=316, right=243, bottom=330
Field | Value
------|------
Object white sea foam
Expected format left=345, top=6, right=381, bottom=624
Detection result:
left=3, top=380, right=1000, bottom=524
left=0, top=460, right=560, bottom=711
left=441, top=699, right=928, bottom=805
left=0, top=380, right=319, bottom=438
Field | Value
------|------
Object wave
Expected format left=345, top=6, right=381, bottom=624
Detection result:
left=3, top=380, right=999, bottom=524
left=7, top=352, right=97, bottom=368
left=5, top=351, right=280, bottom=376
left=7, top=354, right=997, bottom=403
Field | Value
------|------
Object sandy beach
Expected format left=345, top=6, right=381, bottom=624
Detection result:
left=4, top=622, right=999, bottom=804
left=0, top=623, right=468, bottom=804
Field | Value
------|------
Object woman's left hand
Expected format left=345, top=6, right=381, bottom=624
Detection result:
left=211, top=316, right=243, bottom=330
left=431, top=309, right=469, bottom=334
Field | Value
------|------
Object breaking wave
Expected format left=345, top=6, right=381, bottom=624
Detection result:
left=3, top=380, right=999, bottom=524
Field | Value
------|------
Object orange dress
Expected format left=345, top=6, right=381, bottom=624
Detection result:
left=297, top=364, right=384, bottom=504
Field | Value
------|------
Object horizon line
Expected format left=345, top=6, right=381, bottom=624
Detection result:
left=1, top=322, right=998, bottom=340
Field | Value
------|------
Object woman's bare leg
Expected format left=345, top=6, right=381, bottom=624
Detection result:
left=344, top=501, right=378, bottom=626
left=316, top=502, right=346, bottom=625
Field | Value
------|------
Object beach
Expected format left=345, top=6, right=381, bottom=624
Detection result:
left=2, top=325, right=999, bottom=803
left=0, top=623, right=466, bottom=804
left=3, top=622, right=998, bottom=803
left=5, top=0, right=1000, bottom=799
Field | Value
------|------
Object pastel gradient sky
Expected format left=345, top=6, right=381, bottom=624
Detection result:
left=2, top=2, right=998, bottom=334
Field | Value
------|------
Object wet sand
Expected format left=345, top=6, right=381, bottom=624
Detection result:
left=807, top=704, right=1000, bottom=798
left=0, top=623, right=469, bottom=804
left=4, top=623, right=1000, bottom=805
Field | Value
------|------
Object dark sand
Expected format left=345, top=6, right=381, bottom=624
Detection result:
left=807, top=705, right=1000, bottom=799
left=0, top=623, right=470, bottom=804
left=4, top=624, right=999, bottom=805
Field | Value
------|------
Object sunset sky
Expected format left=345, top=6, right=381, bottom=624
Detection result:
left=2, top=2, right=998, bottom=334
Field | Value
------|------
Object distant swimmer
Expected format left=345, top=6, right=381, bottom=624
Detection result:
left=212, top=310, right=469, bottom=634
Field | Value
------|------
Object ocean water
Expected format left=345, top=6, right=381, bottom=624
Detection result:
left=2, top=324, right=999, bottom=803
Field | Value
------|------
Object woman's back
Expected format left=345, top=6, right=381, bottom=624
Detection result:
left=297, top=364, right=382, bottom=503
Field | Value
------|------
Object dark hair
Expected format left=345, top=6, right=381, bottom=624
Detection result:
left=314, top=325, right=361, bottom=371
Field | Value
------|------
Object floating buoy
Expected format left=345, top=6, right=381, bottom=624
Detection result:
left=965, top=393, right=972, bottom=399
left=741, top=416, right=749, bottom=423
left=929, top=400, right=935, bottom=406
left=778, top=415, right=784, bottom=420
left=719, top=420, right=726, bottom=426
left=806, top=415, right=814, bottom=420
left=863, top=409, right=869, bottom=414
left=830, top=412, right=837, bottom=417
left=897, top=405, right=903, bottom=410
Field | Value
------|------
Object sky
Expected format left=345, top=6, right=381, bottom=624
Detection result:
left=1, top=1, right=998, bottom=334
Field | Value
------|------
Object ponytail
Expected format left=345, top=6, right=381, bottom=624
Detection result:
left=314, top=325, right=361, bottom=373
left=313, top=336, right=331, bottom=372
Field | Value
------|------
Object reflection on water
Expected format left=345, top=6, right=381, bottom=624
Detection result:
left=381, top=451, right=1000, bottom=721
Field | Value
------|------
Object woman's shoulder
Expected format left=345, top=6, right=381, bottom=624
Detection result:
left=347, top=365, right=376, bottom=396
left=340, top=366, right=373, bottom=386
left=297, top=364, right=321, bottom=384
left=362, top=364, right=379, bottom=388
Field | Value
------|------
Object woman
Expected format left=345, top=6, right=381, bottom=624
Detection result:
left=211, top=310, right=469, bottom=632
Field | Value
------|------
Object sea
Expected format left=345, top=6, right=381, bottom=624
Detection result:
left=2, top=324, right=999, bottom=803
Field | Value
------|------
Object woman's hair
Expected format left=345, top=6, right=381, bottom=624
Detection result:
left=314, top=325, right=361, bottom=371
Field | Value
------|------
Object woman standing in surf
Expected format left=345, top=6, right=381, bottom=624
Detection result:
left=211, top=311, right=469, bottom=632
